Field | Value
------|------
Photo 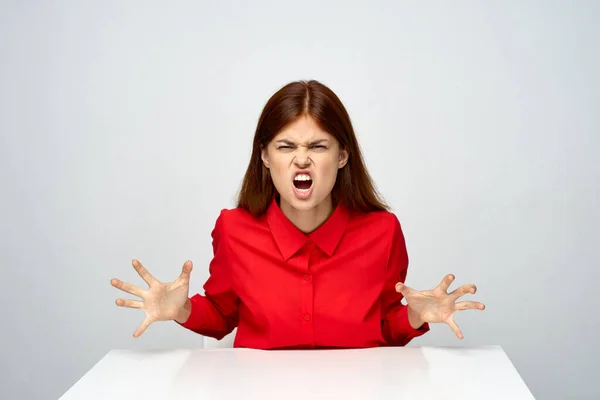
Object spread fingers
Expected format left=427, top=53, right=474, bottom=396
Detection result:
left=115, top=298, right=143, bottom=309
left=111, top=278, right=143, bottom=297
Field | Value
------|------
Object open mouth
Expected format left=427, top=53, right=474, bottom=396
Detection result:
left=293, top=173, right=313, bottom=199
left=293, top=173, right=313, bottom=190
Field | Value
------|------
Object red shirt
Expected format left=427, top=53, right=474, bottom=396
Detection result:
left=178, top=198, right=429, bottom=349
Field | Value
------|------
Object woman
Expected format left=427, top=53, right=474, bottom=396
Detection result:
left=111, top=80, right=485, bottom=349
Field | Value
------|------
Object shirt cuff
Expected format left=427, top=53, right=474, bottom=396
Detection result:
left=174, top=295, right=199, bottom=330
left=394, top=305, right=430, bottom=342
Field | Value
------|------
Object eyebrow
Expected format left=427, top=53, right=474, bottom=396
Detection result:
left=275, top=139, right=329, bottom=145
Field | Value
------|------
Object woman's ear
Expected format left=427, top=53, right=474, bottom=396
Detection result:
left=261, top=145, right=270, bottom=168
left=338, top=148, right=349, bottom=168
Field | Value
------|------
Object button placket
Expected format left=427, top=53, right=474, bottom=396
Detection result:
left=300, top=242, right=315, bottom=343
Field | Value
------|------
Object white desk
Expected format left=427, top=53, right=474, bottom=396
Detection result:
left=60, top=345, right=534, bottom=399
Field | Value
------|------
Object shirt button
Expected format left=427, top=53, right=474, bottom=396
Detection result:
left=304, top=274, right=311, bottom=281
left=304, top=314, right=311, bottom=321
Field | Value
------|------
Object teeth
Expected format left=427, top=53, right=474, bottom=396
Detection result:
left=294, top=174, right=311, bottom=181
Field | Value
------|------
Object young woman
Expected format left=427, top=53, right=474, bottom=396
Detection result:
left=111, top=80, right=485, bottom=349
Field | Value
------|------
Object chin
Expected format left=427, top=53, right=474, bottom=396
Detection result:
left=280, top=191, right=327, bottom=212
left=290, top=199, right=319, bottom=211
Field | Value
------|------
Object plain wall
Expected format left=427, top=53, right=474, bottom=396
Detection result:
left=1, top=1, right=598, bottom=399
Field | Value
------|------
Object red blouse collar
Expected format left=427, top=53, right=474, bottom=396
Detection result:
left=266, top=197, right=350, bottom=260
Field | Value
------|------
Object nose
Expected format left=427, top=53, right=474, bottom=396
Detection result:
left=294, top=148, right=311, bottom=167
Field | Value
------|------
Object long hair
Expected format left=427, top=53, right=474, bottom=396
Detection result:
left=237, top=80, right=389, bottom=216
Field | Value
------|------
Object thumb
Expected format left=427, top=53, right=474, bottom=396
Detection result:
left=179, top=260, right=193, bottom=281
left=395, top=282, right=411, bottom=296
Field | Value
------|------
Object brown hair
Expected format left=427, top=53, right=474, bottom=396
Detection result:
left=237, top=80, right=389, bottom=216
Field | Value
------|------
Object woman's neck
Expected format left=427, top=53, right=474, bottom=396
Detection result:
left=279, top=195, right=334, bottom=234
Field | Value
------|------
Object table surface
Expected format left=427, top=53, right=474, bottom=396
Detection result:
left=60, top=345, right=534, bottom=399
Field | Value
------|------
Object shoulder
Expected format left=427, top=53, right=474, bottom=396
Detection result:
left=347, top=209, right=407, bottom=261
left=349, top=208, right=403, bottom=234
left=216, top=207, right=255, bottom=223
left=212, top=206, right=267, bottom=238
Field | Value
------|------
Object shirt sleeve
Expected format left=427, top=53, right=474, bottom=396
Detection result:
left=381, top=214, right=430, bottom=346
left=175, top=210, right=239, bottom=340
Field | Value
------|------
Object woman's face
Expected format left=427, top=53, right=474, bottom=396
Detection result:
left=261, top=116, right=348, bottom=212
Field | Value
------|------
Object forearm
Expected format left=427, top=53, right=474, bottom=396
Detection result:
left=382, top=304, right=430, bottom=346
left=174, top=294, right=238, bottom=340
left=177, top=211, right=238, bottom=339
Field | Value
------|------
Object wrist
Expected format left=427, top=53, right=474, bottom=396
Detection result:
left=407, top=306, right=424, bottom=329
left=174, top=298, right=192, bottom=324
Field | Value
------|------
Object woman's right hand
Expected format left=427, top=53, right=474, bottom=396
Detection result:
left=111, top=259, right=193, bottom=338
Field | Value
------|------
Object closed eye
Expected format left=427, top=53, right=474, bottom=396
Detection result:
left=275, top=140, right=329, bottom=150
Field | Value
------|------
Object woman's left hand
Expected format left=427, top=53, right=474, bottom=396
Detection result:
left=395, top=274, right=485, bottom=339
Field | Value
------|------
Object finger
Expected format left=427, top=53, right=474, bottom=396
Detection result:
left=133, top=316, right=153, bottom=338
left=455, top=301, right=486, bottom=311
left=132, top=259, right=157, bottom=286
left=448, top=283, right=477, bottom=301
left=115, top=298, right=143, bottom=309
left=111, top=278, right=143, bottom=297
left=446, top=318, right=464, bottom=340
left=435, top=273, right=455, bottom=294
left=178, top=260, right=193, bottom=282
left=395, top=282, right=415, bottom=297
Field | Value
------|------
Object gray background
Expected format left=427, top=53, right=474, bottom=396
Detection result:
left=1, top=1, right=598, bottom=399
